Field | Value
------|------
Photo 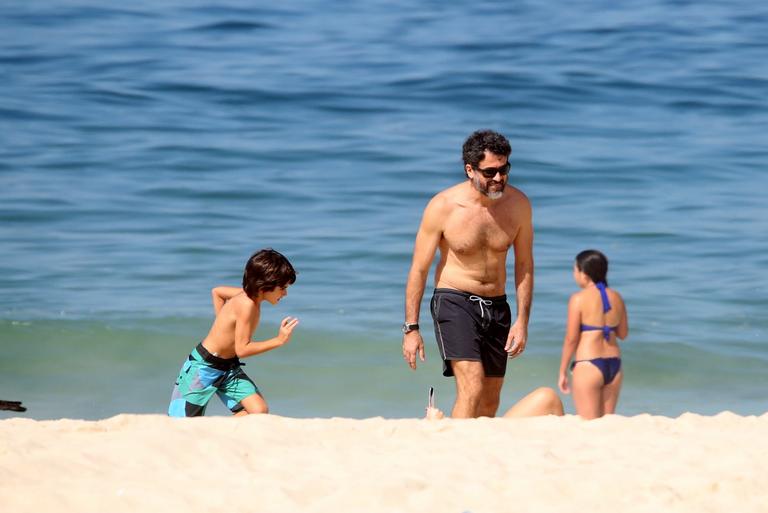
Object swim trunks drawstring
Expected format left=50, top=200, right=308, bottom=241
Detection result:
left=469, top=295, right=493, bottom=320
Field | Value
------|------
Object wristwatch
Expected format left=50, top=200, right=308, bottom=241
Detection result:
left=402, top=322, right=420, bottom=334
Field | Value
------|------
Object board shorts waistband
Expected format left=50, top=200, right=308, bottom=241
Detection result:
left=192, top=343, right=243, bottom=371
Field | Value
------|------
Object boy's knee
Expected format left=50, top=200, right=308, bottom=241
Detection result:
left=237, top=394, right=269, bottom=415
left=236, top=405, right=268, bottom=415
left=248, top=403, right=269, bottom=414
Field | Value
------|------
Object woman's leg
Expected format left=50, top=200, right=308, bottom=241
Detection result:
left=602, top=371, right=623, bottom=414
left=571, top=362, right=605, bottom=419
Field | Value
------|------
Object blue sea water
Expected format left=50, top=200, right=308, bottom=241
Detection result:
left=1, top=0, right=767, bottom=420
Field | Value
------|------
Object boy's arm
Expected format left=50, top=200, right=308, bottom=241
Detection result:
left=212, top=287, right=244, bottom=315
left=234, top=306, right=299, bottom=359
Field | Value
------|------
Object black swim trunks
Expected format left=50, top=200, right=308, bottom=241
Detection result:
left=430, top=288, right=512, bottom=377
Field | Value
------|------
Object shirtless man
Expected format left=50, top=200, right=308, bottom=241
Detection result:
left=402, top=130, right=534, bottom=418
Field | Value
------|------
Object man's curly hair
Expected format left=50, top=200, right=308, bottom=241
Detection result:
left=462, top=130, right=512, bottom=177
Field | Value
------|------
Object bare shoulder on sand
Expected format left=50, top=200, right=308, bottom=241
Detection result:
left=426, top=386, right=564, bottom=419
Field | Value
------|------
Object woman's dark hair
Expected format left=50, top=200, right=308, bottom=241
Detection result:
left=575, top=249, right=609, bottom=286
left=242, top=248, right=297, bottom=300
left=462, top=130, right=512, bottom=177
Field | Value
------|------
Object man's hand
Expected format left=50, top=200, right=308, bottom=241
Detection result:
left=402, top=331, right=425, bottom=370
left=505, top=320, right=528, bottom=358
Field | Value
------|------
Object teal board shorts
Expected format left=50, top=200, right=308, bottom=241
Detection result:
left=168, top=343, right=259, bottom=417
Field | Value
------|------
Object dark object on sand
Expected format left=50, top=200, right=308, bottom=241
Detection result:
left=0, top=400, right=26, bottom=412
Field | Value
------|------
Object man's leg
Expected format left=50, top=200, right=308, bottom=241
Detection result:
left=450, top=360, right=485, bottom=418
left=476, top=298, right=511, bottom=418
left=477, top=376, right=504, bottom=417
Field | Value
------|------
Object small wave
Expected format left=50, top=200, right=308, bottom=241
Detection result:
left=185, top=20, right=275, bottom=32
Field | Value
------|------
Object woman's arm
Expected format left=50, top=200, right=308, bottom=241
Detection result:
left=616, top=292, right=629, bottom=340
left=558, top=295, right=581, bottom=394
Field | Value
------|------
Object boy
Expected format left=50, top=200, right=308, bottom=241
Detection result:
left=168, top=249, right=299, bottom=417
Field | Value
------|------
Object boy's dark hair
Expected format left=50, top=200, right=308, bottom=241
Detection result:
left=242, top=248, right=297, bottom=300
left=575, top=249, right=609, bottom=286
left=462, top=130, right=512, bottom=177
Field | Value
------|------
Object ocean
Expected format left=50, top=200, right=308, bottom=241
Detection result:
left=2, top=0, right=766, bottom=420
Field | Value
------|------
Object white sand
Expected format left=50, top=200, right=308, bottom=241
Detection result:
left=1, top=412, right=766, bottom=513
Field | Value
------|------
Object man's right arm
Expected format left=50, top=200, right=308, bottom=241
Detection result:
left=403, top=196, right=444, bottom=370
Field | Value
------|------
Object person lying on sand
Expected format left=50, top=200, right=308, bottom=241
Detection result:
left=426, top=386, right=563, bottom=419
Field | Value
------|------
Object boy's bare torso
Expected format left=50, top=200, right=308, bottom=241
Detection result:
left=434, top=182, right=528, bottom=297
left=202, top=293, right=259, bottom=358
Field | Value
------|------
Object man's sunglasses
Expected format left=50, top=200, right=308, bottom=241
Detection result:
left=473, top=162, right=510, bottom=178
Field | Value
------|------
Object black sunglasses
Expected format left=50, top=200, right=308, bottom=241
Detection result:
left=473, top=162, right=510, bottom=178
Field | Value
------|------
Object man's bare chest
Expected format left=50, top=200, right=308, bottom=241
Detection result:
left=443, top=208, right=516, bottom=254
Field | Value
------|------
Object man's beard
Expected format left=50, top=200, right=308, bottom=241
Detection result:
left=472, top=176, right=506, bottom=200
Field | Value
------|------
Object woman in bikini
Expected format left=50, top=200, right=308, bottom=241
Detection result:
left=558, top=250, right=629, bottom=419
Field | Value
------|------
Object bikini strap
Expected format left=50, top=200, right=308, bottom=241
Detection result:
left=595, top=282, right=611, bottom=313
left=596, top=282, right=614, bottom=341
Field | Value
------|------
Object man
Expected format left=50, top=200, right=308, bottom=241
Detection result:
left=402, top=129, right=534, bottom=418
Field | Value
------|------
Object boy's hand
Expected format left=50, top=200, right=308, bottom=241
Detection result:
left=278, top=317, right=299, bottom=344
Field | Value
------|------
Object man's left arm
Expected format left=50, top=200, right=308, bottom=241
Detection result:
left=506, top=197, right=534, bottom=356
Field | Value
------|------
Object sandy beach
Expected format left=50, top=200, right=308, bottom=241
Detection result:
left=2, top=412, right=766, bottom=513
